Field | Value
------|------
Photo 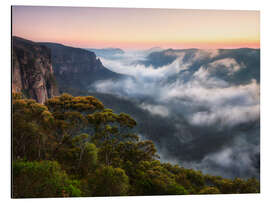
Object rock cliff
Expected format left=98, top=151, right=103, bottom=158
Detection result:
left=39, top=42, right=122, bottom=93
left=12, top=36, right=59, bottom=103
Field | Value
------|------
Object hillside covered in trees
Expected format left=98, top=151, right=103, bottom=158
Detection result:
left=12, top=92, right=259, bottom=198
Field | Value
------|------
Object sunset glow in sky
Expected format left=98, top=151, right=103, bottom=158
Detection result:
left=12, top=6, right=260, bottom=50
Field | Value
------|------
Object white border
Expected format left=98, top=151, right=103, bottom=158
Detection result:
left=2, top=0, right=270, bottom=202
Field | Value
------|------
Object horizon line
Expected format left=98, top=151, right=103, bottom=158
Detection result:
left=12, top=35, right=260, bottom=51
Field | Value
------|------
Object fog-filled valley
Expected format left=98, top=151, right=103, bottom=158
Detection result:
left=11, top=6, right=261, bottom=197
left=12, top=36, right=261, bottom=197
left=12, top=36, right=260, bottom=197
left=87, top=47, right=260, bottom=179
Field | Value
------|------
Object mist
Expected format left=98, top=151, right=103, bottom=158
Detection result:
left=90, top=48, right=260, bottom=179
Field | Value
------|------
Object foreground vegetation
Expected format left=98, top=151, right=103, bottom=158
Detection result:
left=12, top=93, right=259, bottom=198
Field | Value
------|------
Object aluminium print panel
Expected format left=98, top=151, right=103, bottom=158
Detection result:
left=12, top=6, right=260, bottom=198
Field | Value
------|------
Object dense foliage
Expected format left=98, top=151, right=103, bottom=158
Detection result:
left=12, top=93, right=260, bottom=198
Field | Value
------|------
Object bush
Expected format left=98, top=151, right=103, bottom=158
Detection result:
left=88, top=165, right=129, bottom=196
left=12, top=160, right=81, bottom=198
left=199, top=186, right=221, bottom=194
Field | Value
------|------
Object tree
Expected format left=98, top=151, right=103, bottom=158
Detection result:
left=12, top=94, right=54, bottom=160
left=88, top=165, right=129, bottom=196
left=131, top=160, right=188, bottom=195
left=45, top=94, right=139, bottom=167
left=113, top=140, right=159, bottom=184
left=163, top=163, right=206, bottom=194
left=199, top=186, right=221, bottom=194
left=116, top=140, right=158, bottom=165
left=12, top=160, right=81, bottom=198
left=45, top=93, right=104, bottom=159
left=72, top=135, right=98, bottom=177
left=53, top=133, right=99, bottom=178
left=87, top=109, right=139, bottom=166
left=12, top=93, right=260, bottom=197
left=232, top=177, right=260, bottom=193
left=244, top=178, right=260, bottom=193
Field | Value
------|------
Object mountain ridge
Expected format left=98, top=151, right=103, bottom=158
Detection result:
left=39, top=42, right=124, bottom=93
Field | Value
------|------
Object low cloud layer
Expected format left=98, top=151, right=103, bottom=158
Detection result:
left=94, top=53, right=259, bottom=128
left=178, top=135, right=260, bottom=178
left=99, top=54, right=188, bottom=80
left=90, top=48, right=260, bottom=178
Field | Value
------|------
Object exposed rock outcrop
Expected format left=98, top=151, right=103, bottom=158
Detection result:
left=12, top=36, right=59, bottom=103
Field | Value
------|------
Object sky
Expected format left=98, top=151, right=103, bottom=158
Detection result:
left=12, top=6, right=260, bottom=50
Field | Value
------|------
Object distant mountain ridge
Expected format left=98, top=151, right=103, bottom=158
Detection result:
left=12, top=36, right=59, bottom=103
left=141, top=48, right=260, bottom=85
left=143, top=48, right=259, bottom=67
left=85, top=48, right=125, bottom=57
left=142, top=47, right=163, bottom=55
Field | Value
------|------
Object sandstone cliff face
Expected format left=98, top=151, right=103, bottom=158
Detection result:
left=12, top=37, right=59, bottom=103
left=39, top=43, right=122, bottom=93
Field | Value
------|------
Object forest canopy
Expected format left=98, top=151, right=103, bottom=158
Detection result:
left=12, top=92, right=260, bottom=198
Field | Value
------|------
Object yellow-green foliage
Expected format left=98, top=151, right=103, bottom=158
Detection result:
left=199, top=186, right=221, bottom=194
left=12, top=94, right=260, bottom=197
left=12, top=160, right=81, bottom=198
left=87, top=165, right=129, bottom=196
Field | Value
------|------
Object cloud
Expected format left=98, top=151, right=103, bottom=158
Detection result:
left=94, top=52, right=259, bottom=128
left=207, top=58, right=244, bottom=75
left=160, top=134, right=260, bottom=179
left=164, top=78, right=259, bottom=127
left=91, top=49, right=260, bottom=178
left=140, top=103, right=170, bottom=117
left=188, top=136, right=260, bottom=178
left=189, top=104, right=260, bottom=127
left=99, top=53, right=188, bottom=80
left=192, top=49, right=220, bottom=61
left=164, top=49, right=219, bottom=61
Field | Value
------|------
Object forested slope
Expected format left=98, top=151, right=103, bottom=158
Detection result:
left=12, top=93, right=259, bottom=198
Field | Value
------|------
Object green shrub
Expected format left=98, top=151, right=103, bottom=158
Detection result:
left=12, top=160, right=81, bottom=198
left=199, top=186, right=221, bottom=194
left=88, top=165, right=129, bottom=196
